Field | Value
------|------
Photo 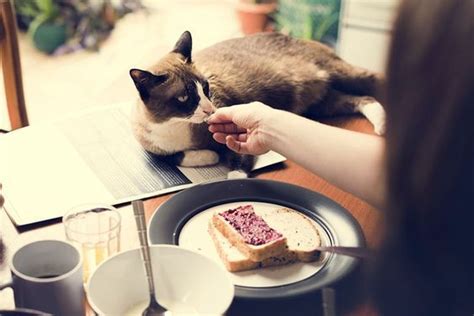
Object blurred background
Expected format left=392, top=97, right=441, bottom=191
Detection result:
left=0, top=0, right=399, bottom=131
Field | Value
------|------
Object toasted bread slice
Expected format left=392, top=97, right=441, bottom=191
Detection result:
left=209, top=206, right=322, bottom=272
left=261, top=207, right=321, bottom=262
left=212, top=205, right=287, bottom=262
left=208, top=222, right=297, bottom=272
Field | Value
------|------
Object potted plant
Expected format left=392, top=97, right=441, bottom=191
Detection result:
left=274, top=0, right=341, bottom=46
left=15, top=0, right=67, bottom=54
left=14, top=0, right=144, bottom=55
left=236, top=0, right=278, bottom=35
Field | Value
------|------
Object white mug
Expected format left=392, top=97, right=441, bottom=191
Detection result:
left=0, top=239, right=84, bottom=315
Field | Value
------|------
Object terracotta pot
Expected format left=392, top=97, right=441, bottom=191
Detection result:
left=236, top=2, right=278, bottom=35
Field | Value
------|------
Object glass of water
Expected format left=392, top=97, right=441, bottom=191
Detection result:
left=63, top=204, right=121, bottom=284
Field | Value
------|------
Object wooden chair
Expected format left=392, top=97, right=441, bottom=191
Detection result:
left=0, top=0, right=28, bottom=130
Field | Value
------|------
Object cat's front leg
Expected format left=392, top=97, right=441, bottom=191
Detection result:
left=179, top=149, right=220, bottom=167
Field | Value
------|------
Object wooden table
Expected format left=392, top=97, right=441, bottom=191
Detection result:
left=1, top=115, right=382, bottom=315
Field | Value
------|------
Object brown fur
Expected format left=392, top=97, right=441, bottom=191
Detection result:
left=194, top=32, right=382, bottom=114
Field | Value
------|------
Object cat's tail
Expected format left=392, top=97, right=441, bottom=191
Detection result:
left=329, top=59, right=385, bottom=98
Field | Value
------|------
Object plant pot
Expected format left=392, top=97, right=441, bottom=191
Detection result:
left=236, top=2, right=278, bottom=35
left=31, top=21, right=67, bottom=54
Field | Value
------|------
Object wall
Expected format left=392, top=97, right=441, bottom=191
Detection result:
left=337, top=0, right=400, bottom=73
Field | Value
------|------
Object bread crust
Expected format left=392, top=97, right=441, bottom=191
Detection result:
left=208, top=222, right=297, bottom=272
left=267, top=208, right=321, bottom=262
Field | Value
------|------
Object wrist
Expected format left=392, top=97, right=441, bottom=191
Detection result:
left=261, top=109, right=324, bottom=156
left=259, top=108, right=292, bottom=151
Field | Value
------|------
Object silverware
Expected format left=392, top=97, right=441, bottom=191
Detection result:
left=132, top=200, right=170, bottom=316
left=316, top=246, right=373, bottom=259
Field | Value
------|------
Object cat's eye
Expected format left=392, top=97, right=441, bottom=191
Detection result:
left=177, top=95, right=188, bottom=102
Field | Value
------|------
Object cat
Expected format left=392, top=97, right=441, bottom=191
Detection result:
left=129, top=31, right=385, bottom=174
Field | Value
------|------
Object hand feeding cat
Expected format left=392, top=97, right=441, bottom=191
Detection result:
left=129, top=31, right=385, bottom=176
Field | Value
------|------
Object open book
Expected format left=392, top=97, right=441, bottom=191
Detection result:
left=0, top=102, right=285, bottom=226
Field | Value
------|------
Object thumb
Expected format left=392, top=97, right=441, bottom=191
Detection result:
left=207, top=106, right=236, bottom=124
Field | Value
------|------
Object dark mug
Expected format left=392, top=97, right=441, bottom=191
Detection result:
left=0, top=240, right=84, bottom=316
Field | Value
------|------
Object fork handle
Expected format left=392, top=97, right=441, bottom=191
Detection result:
left=316, top=246, right=374, bottom=259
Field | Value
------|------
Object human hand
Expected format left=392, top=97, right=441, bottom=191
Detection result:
left=207, top=102, right=275, bottom=155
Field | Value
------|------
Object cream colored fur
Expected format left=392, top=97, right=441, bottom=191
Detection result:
left=131, top=99, right=219, bottom=166
left=358, top=102, right=386, bottom=135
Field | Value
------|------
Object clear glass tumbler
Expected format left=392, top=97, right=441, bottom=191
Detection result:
left=63, top=204, right=121, bottom=283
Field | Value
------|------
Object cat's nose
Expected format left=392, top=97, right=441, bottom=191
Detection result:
left=203, top=108, right=215, bottom=115
left=200, top=100, right=217, bottom=115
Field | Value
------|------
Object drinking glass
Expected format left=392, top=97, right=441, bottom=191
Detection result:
left=63, top=204, right=121, bottom=283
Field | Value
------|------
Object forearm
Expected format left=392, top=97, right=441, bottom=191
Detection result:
left=263, top=110, right=386, bottom=208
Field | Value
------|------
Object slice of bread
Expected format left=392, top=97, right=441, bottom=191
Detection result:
left=209, top=206, right=322, bottom=272
left=208, top=221, right=298, bottom=272
left=211, top=205, right=288, bottom=262
left=262, top=207, right=321, bottom=262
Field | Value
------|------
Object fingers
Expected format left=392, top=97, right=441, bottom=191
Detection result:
left=225, top=135, right=251, bottom=155
left=208, top=123, right=246, bottom=134
left=213, top=132, right=247, bottom=145
left=207, top=107, right=236, bottom=124
left=212, top=132, right=227, bottom=144
left=213, top=133, right=243, bottom=152
left=207, top=104, right=255, bottom=128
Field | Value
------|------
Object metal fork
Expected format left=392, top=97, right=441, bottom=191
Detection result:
left=316, top=246, right=374, bottom=259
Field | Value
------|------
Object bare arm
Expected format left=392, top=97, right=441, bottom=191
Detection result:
left=208, top=102, right=386, bottom=208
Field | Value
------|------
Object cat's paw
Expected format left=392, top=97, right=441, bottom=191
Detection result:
left=373, top=120, right=386, bottom=135
left=227, top=170, right=249, bottom=179
left=180, top=150, right=219, bottom=167
left=358, top=102, right=386, bottom=136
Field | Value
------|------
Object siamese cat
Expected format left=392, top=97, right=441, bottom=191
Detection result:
left=129, top=31, right=385, bottom=175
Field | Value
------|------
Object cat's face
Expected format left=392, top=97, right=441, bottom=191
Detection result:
left=130, top=31, right=216, bottom=124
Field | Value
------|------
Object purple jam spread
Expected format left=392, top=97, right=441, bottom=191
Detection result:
left=218, top=205, right=283, bottom=246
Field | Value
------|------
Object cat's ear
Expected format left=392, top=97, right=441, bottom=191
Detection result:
left=172, top=31, right=192, bottom=63
left=129, top=69, right=167, bottom=100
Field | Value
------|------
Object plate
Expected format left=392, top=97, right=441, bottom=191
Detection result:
left=148, top=179, right=365, bottom=300
left=178, top=201, right=333, bottom=288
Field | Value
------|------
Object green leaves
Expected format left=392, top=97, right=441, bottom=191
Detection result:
left=15, top=0, right=59, bottom=19
left=275, top=0, right=341, bottom=45
left=15, top=2, right=39, bottom=17
left=35, top=0, right=54, bottom=13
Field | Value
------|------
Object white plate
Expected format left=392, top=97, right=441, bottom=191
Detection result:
left=178, top=201, right=331, bottom=288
